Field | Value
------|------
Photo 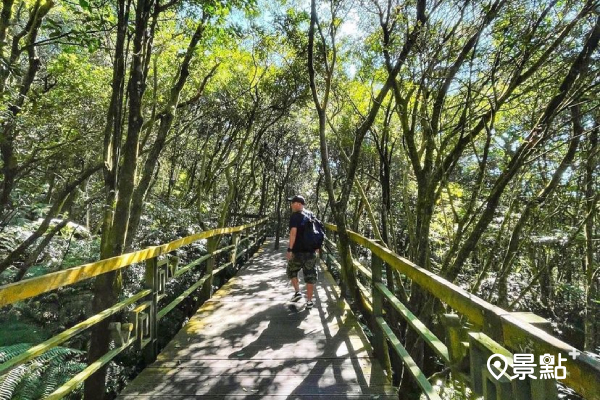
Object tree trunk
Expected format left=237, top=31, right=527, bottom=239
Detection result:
left=274, top=187, right=283, bottom=250
left=258, top=170, right=269, bottom=216
left=85, top=1, right=150, bottom=397
left=308, top=0, right=408, bottom=300
left=0, top=0, right=54, bottom=214
left=126, top=16, right=210, bottom=248
left=497, top=122, right=580, bottom=306
left=274, top=151, right=295, bottom=250
left=111, top=0, right=155, bottom=253
left=584, top=124, right=599, bottom=352
left=443, top=15, right=600, bottom=282
left=539, top=248, right=552, bottom=307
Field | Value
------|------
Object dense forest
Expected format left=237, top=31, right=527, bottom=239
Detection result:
left=0, top=0, right=598, bottom=398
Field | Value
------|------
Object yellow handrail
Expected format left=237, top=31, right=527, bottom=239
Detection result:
left=0, top=217, right=267, bottom=308
left=0, top=217, right=268, bottom=399
left=324, top=223, right=600, bottom=400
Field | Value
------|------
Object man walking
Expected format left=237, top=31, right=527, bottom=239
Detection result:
left=286, top=195, right=318, bottom=309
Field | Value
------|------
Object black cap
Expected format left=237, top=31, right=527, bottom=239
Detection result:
left=287, top=195, right=305, bottom=205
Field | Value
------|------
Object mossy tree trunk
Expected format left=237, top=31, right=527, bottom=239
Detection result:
left=86, top=0, right=155, bottom=397
left=126, top=14, right=215, bottom=249
left=308, top=0, right=412, bottom=300
left=584, top=122, right=599, bottom=352
left=0, top=0, right=54, bottom=218
left=442, top=13, right=600, bottom=282
left=496, top=113, right=581, bottom=307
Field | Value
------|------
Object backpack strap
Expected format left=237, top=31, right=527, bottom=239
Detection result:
left=301, top=210, right=314, bottom=220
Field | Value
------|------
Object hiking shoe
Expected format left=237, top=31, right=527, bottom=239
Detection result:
left=291, top=292, right=302, bottom=302
left=306, top=301, right=314, bottom=310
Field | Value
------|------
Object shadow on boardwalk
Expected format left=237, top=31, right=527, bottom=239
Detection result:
left=118, top=239, right=396, bottom=399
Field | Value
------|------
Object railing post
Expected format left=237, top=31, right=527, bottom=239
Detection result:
left=239, top=231, right=246, bottom=263
left=168, top=255, right=179, bottom=277
left=259, top=220, right=266, bottom=245
left=231, top=232, right=240, bottom=270
left=323, top=239, right=332, bottom=271
left=144, top=257, right=159, bottom=362
left=201, top=254, right=215, bottom=301
left=244, top=229, right=248, bottom=255
left=442, top=313, right=471, bottom=397
left=251, top=224, right=258, bottom=252
left=244, top=227, right=251, bottom=261
left=443, top=314, right=469, bottom=370
left=371, top=245, right=392, bottom=377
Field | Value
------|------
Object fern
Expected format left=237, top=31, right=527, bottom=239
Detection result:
left=0, top=344, right=32, bottom=364
left=10, top=361, right=44, bottom=400
left=0, top=365, right=31, bottom=400
left=0, top=344, right=85, bottom=400
left=35, top=358, right=86, bottom=399
left=22, top=346, right=83, bottom=365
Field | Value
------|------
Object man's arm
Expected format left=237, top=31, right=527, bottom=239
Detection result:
left=289, top=227, right=297, bottom=249
left=287, top=227, right=297, bottom=260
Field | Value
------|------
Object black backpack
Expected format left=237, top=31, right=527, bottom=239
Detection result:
left=301, top=211, right=325, bottom=250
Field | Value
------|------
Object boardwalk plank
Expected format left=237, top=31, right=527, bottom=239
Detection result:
left=119, top=240, right=396, bottom=399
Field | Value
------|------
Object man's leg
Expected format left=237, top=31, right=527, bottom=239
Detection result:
left=304, top=255, right=318, bottom=303
left=287, top=259, right=302, bottom=301
left=306, top=283, right=314, bottom=302
left=291, top=277, right=300, bottom=293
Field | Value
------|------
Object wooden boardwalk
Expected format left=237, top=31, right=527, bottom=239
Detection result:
left=118, top=239, right=396, bottom=399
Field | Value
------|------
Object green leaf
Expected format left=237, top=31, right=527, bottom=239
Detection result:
left=78, top=0, right=91, bottom=11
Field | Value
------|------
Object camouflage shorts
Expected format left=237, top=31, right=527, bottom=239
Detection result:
left=287, top=252, right=319, bottom=284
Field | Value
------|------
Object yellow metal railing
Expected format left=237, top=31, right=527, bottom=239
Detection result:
left=0, top=217, right=268, bottom=399
left=322, top=223, right=600, bottom=400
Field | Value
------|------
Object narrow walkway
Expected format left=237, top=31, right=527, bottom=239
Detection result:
left=118, top=239, right=396, bottom=399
